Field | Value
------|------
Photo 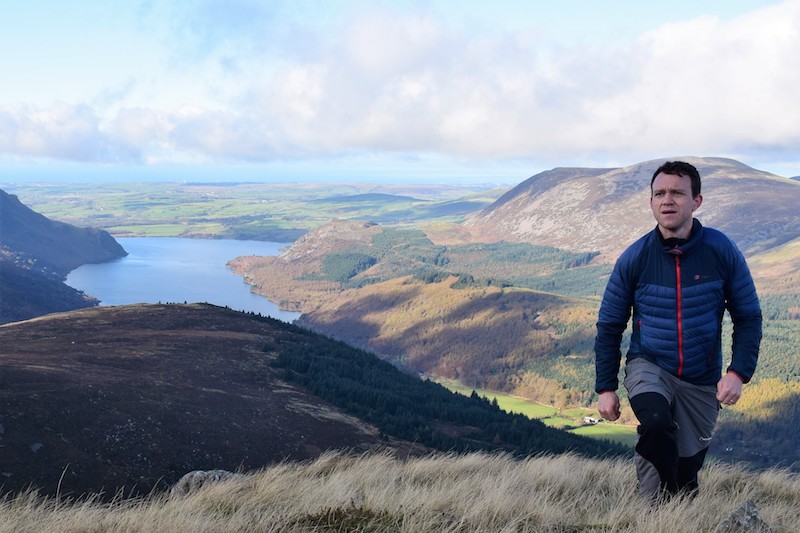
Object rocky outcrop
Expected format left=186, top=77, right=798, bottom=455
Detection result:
left=715, top=500, right=772, bottom=532
left=170, top=470, right=242, bottom=497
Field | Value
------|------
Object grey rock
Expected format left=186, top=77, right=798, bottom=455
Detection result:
left=714, top=500, right=772, bottom=533
left=170, top=469, right=241, bottom=497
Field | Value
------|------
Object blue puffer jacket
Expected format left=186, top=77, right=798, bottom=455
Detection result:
left=594, top=219, right=762, bottom=393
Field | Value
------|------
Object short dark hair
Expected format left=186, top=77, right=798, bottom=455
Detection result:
left=651, top=161, right=701, bottom=198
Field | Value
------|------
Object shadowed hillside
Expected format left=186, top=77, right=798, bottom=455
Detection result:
left=0, top=248, right=99, bottom=323
left=0, top=189, right=126, bottom=274
left=295, top=276, right=596, bottom=396
left=0, top=188, right=127, bottom=324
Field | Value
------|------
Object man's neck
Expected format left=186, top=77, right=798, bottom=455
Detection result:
left=657, top=224, right=694, bottom=248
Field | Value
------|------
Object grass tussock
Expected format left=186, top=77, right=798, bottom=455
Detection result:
left=1, top=451, right=797, bottom=532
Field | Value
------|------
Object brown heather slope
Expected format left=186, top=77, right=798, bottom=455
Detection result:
left=464, top=156, right=800, bottom=260
left=0, top=303, right=396, bottom=498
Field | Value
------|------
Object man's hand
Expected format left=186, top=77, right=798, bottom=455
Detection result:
left=597, top=391, right=621, bottom=421
left=717, top=371, right=743, bottom=406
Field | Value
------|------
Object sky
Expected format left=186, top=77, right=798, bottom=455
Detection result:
left=1, top=0, right=799, bottom=184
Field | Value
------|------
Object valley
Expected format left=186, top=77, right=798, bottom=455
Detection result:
left=3, top=181, right=505, bottom=242
left=3, top=156, right=799, bottom=475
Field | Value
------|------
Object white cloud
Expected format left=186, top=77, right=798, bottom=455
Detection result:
left=1, top=0, right=798, bottom=177
left=594, top=1, right=800, bottom=156
left=0, top=103, right=130, bottom=162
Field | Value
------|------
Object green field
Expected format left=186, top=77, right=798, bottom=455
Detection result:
left=4, top=182, right=506, bottom=241
left=435, top=378, right=637, bottom=448
left=570, top=424, right=638, bottom=447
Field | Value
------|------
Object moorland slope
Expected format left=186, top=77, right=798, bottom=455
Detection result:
left=0, top=303, right=622, bottom=498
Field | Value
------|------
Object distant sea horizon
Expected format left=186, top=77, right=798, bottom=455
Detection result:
left=66, top=237, right=301, bottom=322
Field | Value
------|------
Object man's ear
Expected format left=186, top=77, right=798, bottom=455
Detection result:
left=693, top=194, right=703, bottom=211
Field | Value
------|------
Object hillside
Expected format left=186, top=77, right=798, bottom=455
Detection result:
left=0, top=188, right=127, bottom=324
left=0, top=303, right=622, bottom=498
left=464, top=156, right=800, bottom=259
left=747, top=235, right=800, bottom=299
left=0, top=189, right=126, bottom=274
left=295, top=276, right=598, bottom=399
left=229, top=223, right=621, bottom=417
left=0, top=247, right=98, bottom=323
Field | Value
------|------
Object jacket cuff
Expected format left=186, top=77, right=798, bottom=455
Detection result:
left=726, top=369, right=746, bottom=383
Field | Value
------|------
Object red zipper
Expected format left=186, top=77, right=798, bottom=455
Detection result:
left=675, top=253, right=684, bottom=376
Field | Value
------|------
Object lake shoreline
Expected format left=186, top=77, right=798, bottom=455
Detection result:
left=66, top=237, right=301, bottom=323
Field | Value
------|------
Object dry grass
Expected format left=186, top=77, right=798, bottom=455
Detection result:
left=1, top=451, right=797, bottom=532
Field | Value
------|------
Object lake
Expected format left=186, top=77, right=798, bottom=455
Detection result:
left=66, top=237, right=301, bottom=322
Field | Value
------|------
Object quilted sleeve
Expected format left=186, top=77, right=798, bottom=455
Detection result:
left=594, top=245, right=637, bottom=393
left=724, top=242, right=762, bottom=383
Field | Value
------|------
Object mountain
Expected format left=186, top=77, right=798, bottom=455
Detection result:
left=0, top=188, right=127, bottom=323
left=0, top=303, right=623, bottom=498
left=463, top=157, right=800, bottom=259
left=0, top=189, right=126, bottom=274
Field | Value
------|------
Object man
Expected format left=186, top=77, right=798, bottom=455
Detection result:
left=594, top=160, right=762, bottom=499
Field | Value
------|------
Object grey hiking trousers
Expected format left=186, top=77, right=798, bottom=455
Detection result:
left=623, top=357, right=720, bottom=498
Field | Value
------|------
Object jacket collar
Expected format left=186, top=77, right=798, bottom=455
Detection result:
left=655, top=218, right=703, bottom=255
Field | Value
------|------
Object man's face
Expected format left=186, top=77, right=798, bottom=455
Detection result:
left=650, top=172, right=702, bottom=239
